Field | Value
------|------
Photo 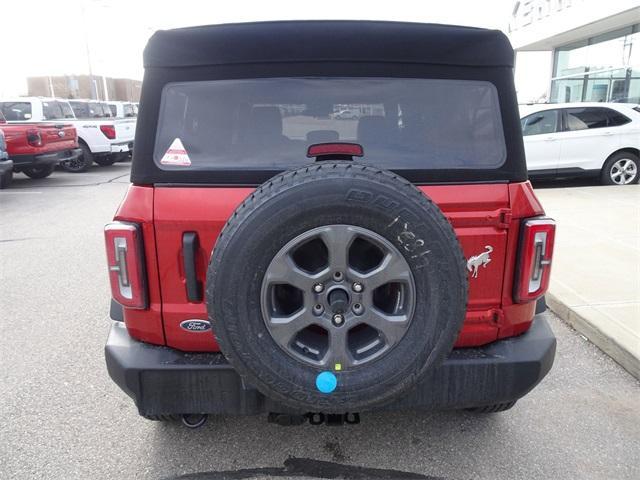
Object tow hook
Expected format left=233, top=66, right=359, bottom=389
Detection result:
left=181, top=413, right=207, bottom=428
left=267, top=412, right=360, bottom=426
left=308, top=412, right=360, bottom=426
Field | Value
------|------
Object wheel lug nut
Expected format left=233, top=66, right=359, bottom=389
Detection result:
left=352, top=282, right=363, bottom=293
left=332, top=313, right=344, bottom=326
left=313, top=283, right=324, bottom=293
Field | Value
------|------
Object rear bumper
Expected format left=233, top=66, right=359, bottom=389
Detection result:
left=12, top=148, right=82, bottom=168
left=105, top=314, right=556, bottom=416
left=110, top=141, right=133, bottom=154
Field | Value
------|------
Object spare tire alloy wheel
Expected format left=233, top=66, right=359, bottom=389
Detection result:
left=262, top=225, right=416, bottom=369
left=207, top=162, right=468, bottom=413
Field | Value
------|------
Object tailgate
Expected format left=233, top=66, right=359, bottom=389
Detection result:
left=39, top=124, right=77, bottom=153
left=153, top=184, right=511, bottom=352
left=114, top=119, right=136, bottom=142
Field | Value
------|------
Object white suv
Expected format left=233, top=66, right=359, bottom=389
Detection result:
left=520, top=103, right=640, bottom=185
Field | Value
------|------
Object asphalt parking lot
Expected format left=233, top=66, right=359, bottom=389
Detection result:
left=1, top=165, right=639, bottom=480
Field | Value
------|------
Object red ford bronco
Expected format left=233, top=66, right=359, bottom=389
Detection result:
left=105, top=21, right=556, bottom=428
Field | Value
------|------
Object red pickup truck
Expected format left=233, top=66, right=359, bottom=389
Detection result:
left=0, top=110, right=81, bottom=180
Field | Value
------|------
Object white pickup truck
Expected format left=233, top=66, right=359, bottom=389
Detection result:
left=0, top=97, right=135, bottom=172
left=106, top=101, right=137, bottom=119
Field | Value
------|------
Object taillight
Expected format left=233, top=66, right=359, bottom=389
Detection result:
left=104, top=222, right=147, bottom=309
left=26, top=129, right=42, bottom=147
left=100, top=124, right=116, bottom=139
left=514, top=217, right=556, bottom=303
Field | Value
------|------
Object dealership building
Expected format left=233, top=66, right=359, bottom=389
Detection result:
left=509, top=0, right=640, bottom=103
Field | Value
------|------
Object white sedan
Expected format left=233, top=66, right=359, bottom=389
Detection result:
left=520, top=103, right=640, bottom=185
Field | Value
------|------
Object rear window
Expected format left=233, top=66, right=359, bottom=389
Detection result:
left=88, top=102, right=107, bottom=118
left=124, top=103, right=135, bottom=117
left=154, top=78, right=506, bottom=171
left=100, top=103, right=114, bottom=117
left=60, top=102, right=75, bottom=119
left=1, top=102, right=33, bottom=121
left=71, top=101, right=111, bottom=118
left=42, top=101, right=73, bottom=120
left=69, top=101, right=89, bottom=118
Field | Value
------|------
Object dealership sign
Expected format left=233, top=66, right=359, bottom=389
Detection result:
left=509, top=0, right=582, bottom=33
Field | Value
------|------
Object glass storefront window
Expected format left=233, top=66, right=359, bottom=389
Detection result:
left=627, top=79, right=640, bottom=103
left=584, top=79, right=609, bottom=102
left=550, top=25, right=640, bottom=103
left=555, top=41, right=588, bottom=78
left=550, top=79, right=584, bottom=103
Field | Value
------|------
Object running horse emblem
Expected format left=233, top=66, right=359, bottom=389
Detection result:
left=466, top=246, right=493, bottom=279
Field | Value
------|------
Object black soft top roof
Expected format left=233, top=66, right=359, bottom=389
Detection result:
left=144, top=21, right=514, bottom=69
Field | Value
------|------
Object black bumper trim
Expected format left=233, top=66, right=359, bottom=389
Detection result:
left=535, top=296, right=547, bottom=315
left=105, top=315, right=556, bottom=416
left=12, top=148, right=82, bottom=168
left=109, top=299, right=124, bottom=322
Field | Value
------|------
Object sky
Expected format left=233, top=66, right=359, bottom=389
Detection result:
left=0, top=0, right=550, bottom=102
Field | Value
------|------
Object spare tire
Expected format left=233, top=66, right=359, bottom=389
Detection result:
left=207, top=162, right=467, bottom=412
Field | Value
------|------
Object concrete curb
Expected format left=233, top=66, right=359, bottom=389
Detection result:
left=546, top=293, right=640, bottom=380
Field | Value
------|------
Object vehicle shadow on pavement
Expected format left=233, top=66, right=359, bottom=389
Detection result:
left=162, top=457, right=443, bottom=479
left=147, top=409, right=499, bottom=480
left=4, top=163, right=131, bottom=190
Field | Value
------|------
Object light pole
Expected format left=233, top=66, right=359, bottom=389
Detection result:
left=80, top=1, right=97, bottom=100
left=48, top=76, right=55, bottom=97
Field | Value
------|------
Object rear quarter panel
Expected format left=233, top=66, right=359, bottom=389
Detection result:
left=72, top=120, right=111, bottom=153
left=616, top=111, right=640, bottom=152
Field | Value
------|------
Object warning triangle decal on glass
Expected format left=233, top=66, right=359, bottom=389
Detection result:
left=160, top=138, right=191, bottom=166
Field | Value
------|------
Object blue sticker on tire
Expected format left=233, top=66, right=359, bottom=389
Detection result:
left=316, top=371, right=337, bottom=394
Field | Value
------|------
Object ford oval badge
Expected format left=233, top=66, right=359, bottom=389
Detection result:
left=180, top=319, right=211, bottom=332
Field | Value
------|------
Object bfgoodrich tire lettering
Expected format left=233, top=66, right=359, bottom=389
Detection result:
left=207, top=162, right=468, bottom=412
